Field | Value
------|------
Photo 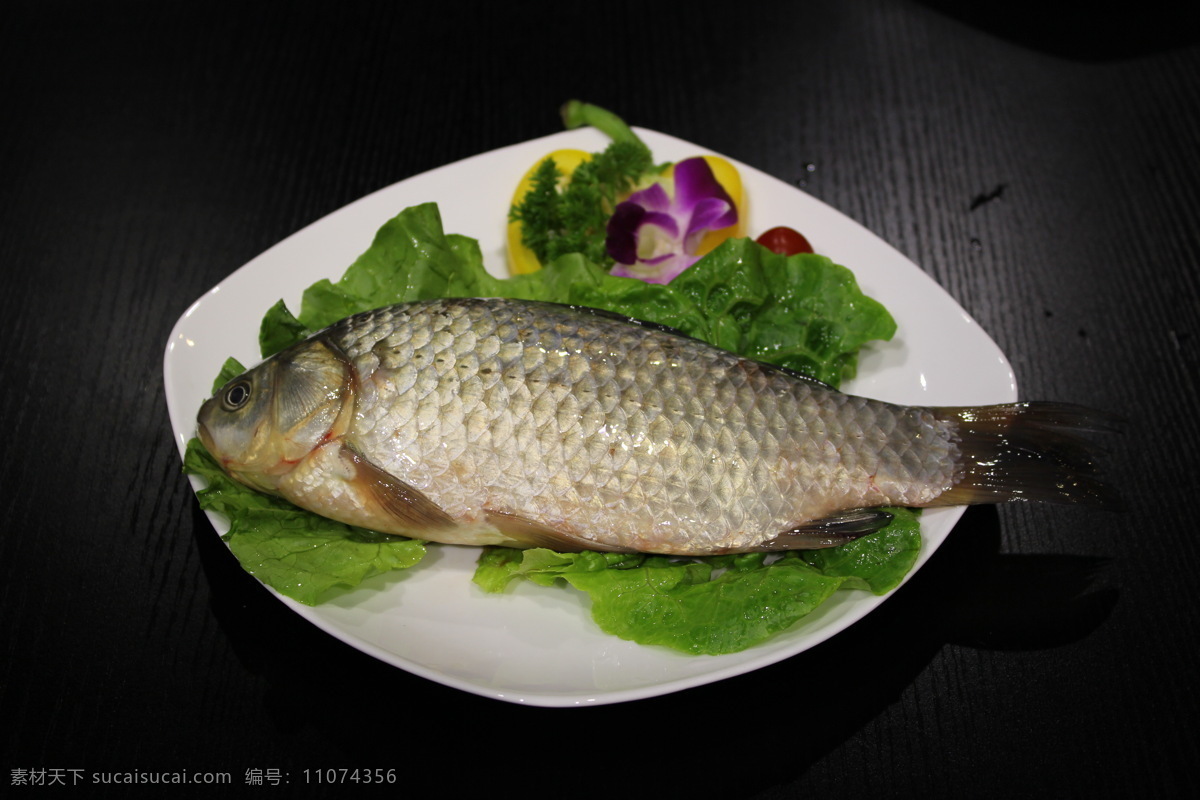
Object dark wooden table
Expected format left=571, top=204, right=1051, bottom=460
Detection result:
left=4, top=1, right=1197, bottom=796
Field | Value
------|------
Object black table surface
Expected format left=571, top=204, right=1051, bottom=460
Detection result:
left=4, top=1, right=1198, bottom=797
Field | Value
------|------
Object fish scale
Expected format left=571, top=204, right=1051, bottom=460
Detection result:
left=198, top=297, right=1116, bottom=556
left=320, top=299, right=952, bottom=553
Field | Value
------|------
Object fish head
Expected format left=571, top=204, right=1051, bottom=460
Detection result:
left=197, top=338, right=354, bottom=494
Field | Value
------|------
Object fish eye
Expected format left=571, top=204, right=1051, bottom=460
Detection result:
left=221, top=380, right=252, bottom=411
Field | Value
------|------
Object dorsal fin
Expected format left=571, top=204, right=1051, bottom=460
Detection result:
left=563, top=303, right=698, bottom=341
left=566, top=303, right=837, bottom=390
left=750, top=360, right=837, bottom=390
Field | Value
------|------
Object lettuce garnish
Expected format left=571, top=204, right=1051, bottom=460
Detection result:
left=474, top=508, right=920, bottom=656
left=186, top=202, right=917, bottom=652
left=185, top=437, right=426, bottom=607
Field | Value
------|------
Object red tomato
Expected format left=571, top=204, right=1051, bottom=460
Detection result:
left=756, top=226, right=813, bottom=255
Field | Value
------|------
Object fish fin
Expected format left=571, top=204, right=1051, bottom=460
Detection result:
left=752, top=360, right=838, bottom=390
left=341, top=444, right=457, bottom=529
left=752, top=508, right=895, bottom=550
left=563, top=304, right=700, bottom=342
left=567, top=304, right=838, bottom=390
left=931, top=402, right=1124, bottom=509
left=484, top=509, right=636, bottom=553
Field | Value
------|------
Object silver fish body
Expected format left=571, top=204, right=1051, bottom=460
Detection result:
left=197, top=298, right=1114, bottom=555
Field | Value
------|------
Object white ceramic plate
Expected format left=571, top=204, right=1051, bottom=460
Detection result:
left=164, top=127, right=1016, bottom=706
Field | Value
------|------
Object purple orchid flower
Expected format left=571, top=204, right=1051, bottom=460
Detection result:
left=606, top=157, right=738, bottom=284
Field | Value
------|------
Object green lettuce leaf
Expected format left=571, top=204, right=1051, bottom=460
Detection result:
left=473, top=508, right=920, bottom=655
left=564, top=555, right=845, bottom=655
left=800, top=506, right=923, bottom=592
left=184, top=438, right=426, bottom=605
left=212, top=357, right=248, bottom=393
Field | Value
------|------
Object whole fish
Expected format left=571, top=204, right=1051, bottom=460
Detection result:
left=197, top=298, right=1116, bottom=555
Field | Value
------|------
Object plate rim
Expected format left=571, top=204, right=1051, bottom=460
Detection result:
left=163, top=125, right=1017, bottom=706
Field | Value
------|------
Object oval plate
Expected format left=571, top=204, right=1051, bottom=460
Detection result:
left=164, top=127, right=1016, bottom=706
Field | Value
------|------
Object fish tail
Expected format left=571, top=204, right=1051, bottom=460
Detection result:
left=931, top=402, right=1123, bottom=509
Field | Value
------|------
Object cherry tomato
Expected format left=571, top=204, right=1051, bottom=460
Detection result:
left=756, top=226, right=813, bottom=255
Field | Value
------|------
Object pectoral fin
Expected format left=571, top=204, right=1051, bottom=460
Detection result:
left=753, top=508, right=895, bottom=550
left=341, top=444, right=456, bottom=530
left=277, top=439, right=457, bottom=537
